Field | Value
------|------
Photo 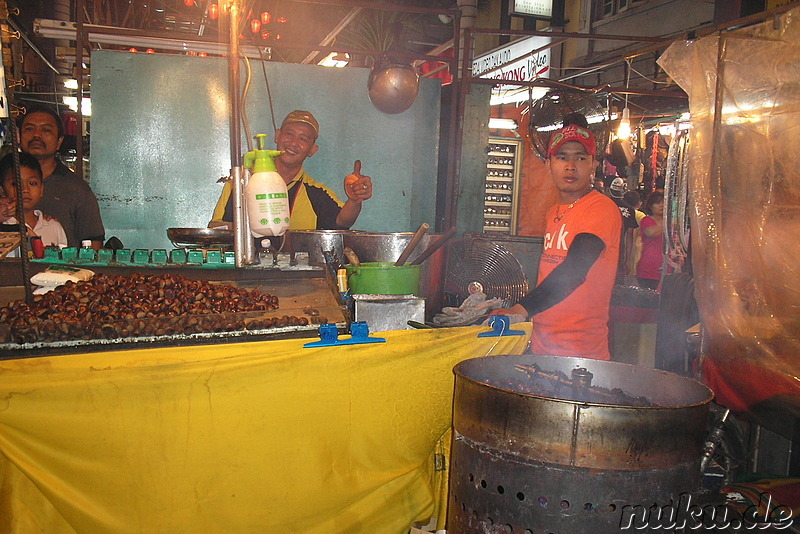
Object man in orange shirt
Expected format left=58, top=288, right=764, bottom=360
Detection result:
left=492, top=125, right=621, bottom=360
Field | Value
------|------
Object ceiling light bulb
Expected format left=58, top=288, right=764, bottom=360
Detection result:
left=617, top=107, right=631, bottom=140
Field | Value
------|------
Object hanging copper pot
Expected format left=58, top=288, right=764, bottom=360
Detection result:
left=367, top=63, right=419, bottom=114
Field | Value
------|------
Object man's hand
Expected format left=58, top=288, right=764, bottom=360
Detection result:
left=343, top=160, right=372, bottom=203
left=489, top=303, right=529, bottom=318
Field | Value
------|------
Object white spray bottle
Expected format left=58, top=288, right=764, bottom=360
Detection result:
left=244, top=133, right=290, bottom=237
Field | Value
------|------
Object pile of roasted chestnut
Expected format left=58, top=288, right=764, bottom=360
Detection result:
left=0, top=272, right=316, bottom=345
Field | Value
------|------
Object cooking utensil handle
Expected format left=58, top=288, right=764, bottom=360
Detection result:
left=343, top=247, right=361, bottom=267
left=409, top=226, right=458, bottom=265
left=394, top=223, right=429, bottom=266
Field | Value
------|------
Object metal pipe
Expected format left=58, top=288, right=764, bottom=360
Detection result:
left=75, top=0, right=85, bottom=182
left=34, top=20, right=456, bottom=68
left=467, top=26, right=667, bottom=44
left=441, top=5, right=463, bottom=232
left=225, top=0, right=253, bottom=267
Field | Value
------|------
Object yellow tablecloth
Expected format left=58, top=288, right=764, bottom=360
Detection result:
left=0, top=323, right=530, bottom=534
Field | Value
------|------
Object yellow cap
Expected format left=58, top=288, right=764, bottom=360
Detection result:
left=281, top=110, right=319, bottom=138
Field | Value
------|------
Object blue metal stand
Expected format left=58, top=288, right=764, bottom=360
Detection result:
left=477, top=315, right=526, bottom=337
left=303, top=321, right=386, bottom=348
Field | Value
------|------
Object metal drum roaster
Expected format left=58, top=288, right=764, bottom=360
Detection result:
left=448, top=354, right=714, bottom=534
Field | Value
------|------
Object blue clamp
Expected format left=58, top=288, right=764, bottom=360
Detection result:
left=304, top=321, right=386, bottom=348
left=477, top=315, right=526, bottom=337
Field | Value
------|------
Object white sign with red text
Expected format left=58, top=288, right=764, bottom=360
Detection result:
left=472, top=35, right=552, bottom=95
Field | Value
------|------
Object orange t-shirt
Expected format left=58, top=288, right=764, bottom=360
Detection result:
left=532, top=190, right=622, bottom=360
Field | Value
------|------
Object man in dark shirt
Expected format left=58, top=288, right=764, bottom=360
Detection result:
left=19, top=105, right=105, bottom=249
left=609, top=177, right=639, bottom=283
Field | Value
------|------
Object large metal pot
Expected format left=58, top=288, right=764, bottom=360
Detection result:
left=448, top=354, right=714, bottom=534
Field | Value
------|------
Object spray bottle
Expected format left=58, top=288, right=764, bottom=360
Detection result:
left=244, top=134, right=289, bottom=237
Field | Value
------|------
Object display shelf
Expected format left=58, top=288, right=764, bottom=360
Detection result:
left=483, top=138, right=523, bottom=235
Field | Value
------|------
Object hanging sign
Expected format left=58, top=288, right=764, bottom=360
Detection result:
left=509, top=0, right=554, bottom=18
left=472, top=35, right=552, bottom=103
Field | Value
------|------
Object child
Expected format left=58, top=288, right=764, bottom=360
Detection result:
left=0, top=152, right=67, bottom=253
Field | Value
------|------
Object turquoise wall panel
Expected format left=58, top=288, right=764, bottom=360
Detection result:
left=90, top=51, right=441, bottom=250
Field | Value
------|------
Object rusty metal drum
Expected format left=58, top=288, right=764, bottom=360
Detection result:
left=448, top=354, right=714, bottom=534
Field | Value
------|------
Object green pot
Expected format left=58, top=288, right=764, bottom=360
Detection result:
left=345, top=262, right=422, bottom=296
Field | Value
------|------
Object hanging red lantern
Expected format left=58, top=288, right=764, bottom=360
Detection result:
left=146, top=48, right=155, bottom=54
left=198, top=52, right=208, bottom=57
left=250, top=19, right=261, bottom=33
left=208, top=3, right=219, bottom=20
left=188, top=50, right=197, bottom=56
left=183, top=0, right=194, bottom=7
left=277, top=17, right=287, bottom=23
left=260, top=12, right=271, bottom=24
left=128, top=47, right=138, bottom=53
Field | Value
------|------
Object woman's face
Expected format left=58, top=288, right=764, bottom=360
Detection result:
left=651, top=200, right=664, bottom=217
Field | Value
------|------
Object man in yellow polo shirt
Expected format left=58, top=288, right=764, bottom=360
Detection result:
left=210, top=110, right=372, bottom=231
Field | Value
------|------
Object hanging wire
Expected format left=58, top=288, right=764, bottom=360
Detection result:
left=628, top=62, right=671, bottom=85
left=624, top=58, right=632, bottom=110
left=241, top=54, right=254, bottom=152
left=258, top=47, right=278, bottom=134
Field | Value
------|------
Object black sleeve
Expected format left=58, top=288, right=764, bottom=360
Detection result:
left=517, top=232, right=606, bottom=316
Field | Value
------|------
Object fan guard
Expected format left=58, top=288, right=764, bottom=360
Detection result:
left=529, top=89, right=610, bottom=161
left=445, top=238, right=529, bottom=306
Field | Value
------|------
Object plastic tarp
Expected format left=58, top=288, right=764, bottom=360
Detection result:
left=0, top=324, right=530, bottom=534
left=658, top=6, right=800, bottom=429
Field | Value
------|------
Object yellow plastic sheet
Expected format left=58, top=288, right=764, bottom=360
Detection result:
left=0, top=323, right=530, bottom=534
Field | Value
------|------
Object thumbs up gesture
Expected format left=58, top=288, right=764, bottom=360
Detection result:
left=344, top=160, right=373, bottom=203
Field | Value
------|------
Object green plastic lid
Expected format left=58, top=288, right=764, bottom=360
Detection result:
left=244, top=134, right=282, bottom=172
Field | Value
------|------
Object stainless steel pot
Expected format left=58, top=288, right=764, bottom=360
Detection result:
left=284, top=230, right=359, bottom=266
left=448, top=354, right=714, bottom=534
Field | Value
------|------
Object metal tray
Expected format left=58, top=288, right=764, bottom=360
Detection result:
left=167, top=228, right=235, bottom=247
